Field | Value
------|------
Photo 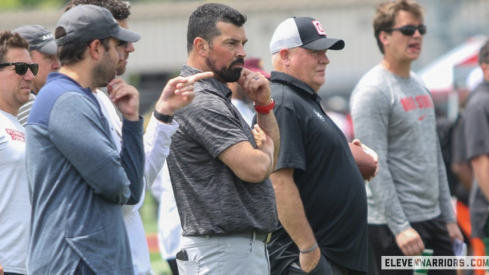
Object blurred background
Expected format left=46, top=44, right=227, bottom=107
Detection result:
left=2, top=0, right=489, bottom=119
left=3, top=0, right=488, bottom=273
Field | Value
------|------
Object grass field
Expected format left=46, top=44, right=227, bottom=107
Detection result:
left=140, top=193, right=173, bottom=275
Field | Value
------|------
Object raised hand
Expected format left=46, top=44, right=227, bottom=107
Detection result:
left=237, top=68, right=271, bottom=106
left=107, top=78, right=140, bottom=121
left=154, top=71, right=214, bottom=117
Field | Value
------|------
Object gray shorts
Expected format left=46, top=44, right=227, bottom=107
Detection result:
left=177, top=232, right=270, bottom=275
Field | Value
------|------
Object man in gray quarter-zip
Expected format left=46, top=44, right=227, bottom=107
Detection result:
left=25, top=5, right=143, bottom=274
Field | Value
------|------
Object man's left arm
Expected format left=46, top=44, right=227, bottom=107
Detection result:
left=119, top=118, right=145, bottom=205
left=238, top=68, right=280, bottom=170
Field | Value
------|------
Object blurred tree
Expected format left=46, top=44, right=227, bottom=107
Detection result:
left=1, top=0, right=70, bottom=9
left=21, top=0, right=38, bottom=6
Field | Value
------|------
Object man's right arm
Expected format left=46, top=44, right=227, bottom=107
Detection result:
left=270, top=168, right=320, bottom=273
left=464, top=98, right=489, bottom=202
left=144, top=72, right=213, bottom=187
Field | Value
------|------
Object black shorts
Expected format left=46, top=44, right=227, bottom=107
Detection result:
left=368, top=216, right=456, bottom=275
left=286, top=254, right=347, bottom=275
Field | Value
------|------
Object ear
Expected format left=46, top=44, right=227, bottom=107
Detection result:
left=379, top=31, right=389, bottom=48
left=481, top=62, right=488, bottom=71
left=279, top=48, right=291, bottom=66
left=87, top=39, right=103, bottom=60
left=482, top=63, right=489, bottom=80
left=194, top=37, right=209, bottom=57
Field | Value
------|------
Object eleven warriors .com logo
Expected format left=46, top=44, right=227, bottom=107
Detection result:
left=382, top=256, right=489, bottom=270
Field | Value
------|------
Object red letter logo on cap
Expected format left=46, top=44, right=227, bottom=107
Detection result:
left=312, top=20, right=326, bottom=35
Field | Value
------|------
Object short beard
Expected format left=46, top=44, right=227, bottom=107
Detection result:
left=116, top=65, right=125, bottom=76
left=206, top=56, right=244, bottom=83
left=93, top=52, right=116, bottom=88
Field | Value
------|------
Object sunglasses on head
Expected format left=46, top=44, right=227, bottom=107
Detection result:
left=385, top=24, right=427, bottom=36
left=0, top=62, right=39, bottom=76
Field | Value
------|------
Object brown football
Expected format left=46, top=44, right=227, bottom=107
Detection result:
left=349, top=143, right=376, bottom=180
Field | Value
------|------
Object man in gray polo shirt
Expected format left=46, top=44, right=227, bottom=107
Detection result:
left=167, top=3, right=280, bottom=274
left=462, top=39, right=489, bottom=257
left=13, top=25, right=60, bottom=126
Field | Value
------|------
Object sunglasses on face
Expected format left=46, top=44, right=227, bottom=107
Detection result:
left=0, top=62, right=39, bottom=76
left=117, top=40, right=129, bottom=48
left=385, top=24, right=427, bottom=36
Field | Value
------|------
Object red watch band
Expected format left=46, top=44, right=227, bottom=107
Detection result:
left=254, top=98, right=275, bottom=114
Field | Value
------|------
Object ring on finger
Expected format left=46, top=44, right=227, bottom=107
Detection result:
left=253, top=76, right=259, bottom=81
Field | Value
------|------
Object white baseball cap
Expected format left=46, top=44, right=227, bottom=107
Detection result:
left=270, top=16, right=344, bottom=54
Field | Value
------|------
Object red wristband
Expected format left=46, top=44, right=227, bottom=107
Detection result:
left=254, top=98, right=275, bottom=114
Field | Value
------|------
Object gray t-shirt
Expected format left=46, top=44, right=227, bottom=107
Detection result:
left=350, top=65, right=456, bottom=235
left=167, top=65, right=278, bottom=236
left=463, top=82, right=489, bottom=238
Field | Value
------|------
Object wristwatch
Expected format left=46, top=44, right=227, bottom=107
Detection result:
left=153, top=110, right=173, bottom=123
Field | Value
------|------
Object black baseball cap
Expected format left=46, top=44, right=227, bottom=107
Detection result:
left=13, top=25, right=57, bottom=55
left=270, top=16, right=344, bottom=54
left=55, top=4, right=140, bottom=46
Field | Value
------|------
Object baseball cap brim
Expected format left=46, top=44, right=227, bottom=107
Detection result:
left=301, top=37, right=345, bottom=51
left=115, top=27, right=141, bottom=43
left=38, top=39, right=57, bottom=55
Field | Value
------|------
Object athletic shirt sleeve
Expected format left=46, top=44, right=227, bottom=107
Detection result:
left=273, top=101, right=307, bottom=172
left=179, top=92, right=249, bottom=159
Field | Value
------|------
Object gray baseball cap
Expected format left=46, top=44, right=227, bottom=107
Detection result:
left=55, top=4, right=140, bottom=46
left=13, top=25, right=57, bottom=55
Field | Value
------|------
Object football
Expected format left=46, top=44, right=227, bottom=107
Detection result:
left=349, top=143, right=377, bottom=180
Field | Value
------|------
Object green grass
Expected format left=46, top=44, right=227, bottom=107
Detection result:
left=150, top=252, right=172, bottom=275
left=141, top=193, right=173, bottom=275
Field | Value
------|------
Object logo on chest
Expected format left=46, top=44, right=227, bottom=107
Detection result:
left=400, top=95, right=433, bottom=121
left=313, top=109, right=325, bottom=122
left=5, top=128, right=25, bottom=142
left=400, top=95, right=433, bottom=112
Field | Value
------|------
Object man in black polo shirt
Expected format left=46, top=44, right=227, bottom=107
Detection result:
left=267, top=17, right=375, bottom=275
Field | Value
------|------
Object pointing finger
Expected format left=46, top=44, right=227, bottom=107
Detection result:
left=189, top=71, right=214, bottom=83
